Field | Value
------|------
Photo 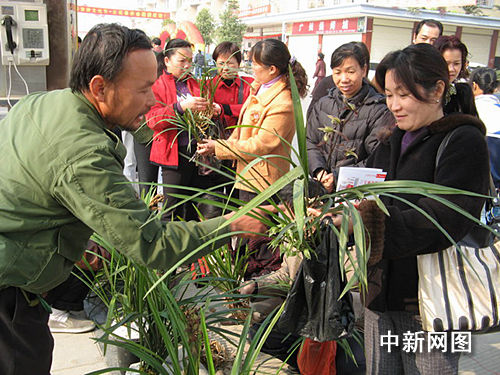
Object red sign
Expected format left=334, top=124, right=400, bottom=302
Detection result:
left=77, top=6, right=170, bottom=19
left=292, top=18, right=361, bottom=35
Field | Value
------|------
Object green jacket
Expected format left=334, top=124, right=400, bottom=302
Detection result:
left=0, top=89, right=230, bottom=294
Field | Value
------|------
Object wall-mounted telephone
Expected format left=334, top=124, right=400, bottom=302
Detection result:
left=0, top=1, right=49, bottom=66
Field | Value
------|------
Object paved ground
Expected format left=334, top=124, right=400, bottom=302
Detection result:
left=51, top=328, right=500, bottom=374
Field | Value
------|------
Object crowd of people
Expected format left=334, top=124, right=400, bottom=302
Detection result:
left=0, top=17, right=498, bottom=375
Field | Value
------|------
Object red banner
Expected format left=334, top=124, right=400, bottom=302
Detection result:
left=77, top=6, right=170, bottom=19
left=292, top=18, right=361, bottom=35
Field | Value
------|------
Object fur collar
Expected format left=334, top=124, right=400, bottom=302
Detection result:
left=378, top=113, right=486, bottom=143
left=427, top=113, right=486, bottom=136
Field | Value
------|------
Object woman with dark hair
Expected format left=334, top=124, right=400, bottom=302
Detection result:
left=470, top=67, right=500, bottom=134
left=306, top=41, right=394, bottom=193
left=197, top=38, right=308, bottom=201
left=355, top=43, right=489, bottom=373
left=145, top=38, right=219, bottom=220
left=434, top=35, right=478, bottom=116
left=307, top=41, right=370, bottom=118
left=211, top=41, right=254, bottom=133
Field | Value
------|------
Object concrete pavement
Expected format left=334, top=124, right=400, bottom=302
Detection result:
left=51, top=328, right=500, bottom=374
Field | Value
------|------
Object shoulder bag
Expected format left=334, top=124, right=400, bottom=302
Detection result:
left=417, top=126, right=500, bottom=332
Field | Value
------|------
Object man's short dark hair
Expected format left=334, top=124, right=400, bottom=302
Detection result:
left=152, top=37, right=161, bottom=46
left=414, top=19, right=443, bottom=37
left=69, top=23, right=152, bottom=93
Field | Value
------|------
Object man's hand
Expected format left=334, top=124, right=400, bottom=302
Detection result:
left=224, top=205, right=277, bottom=239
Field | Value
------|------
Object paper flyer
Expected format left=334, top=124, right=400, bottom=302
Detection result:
left=336, top=167, right=387, bottom=191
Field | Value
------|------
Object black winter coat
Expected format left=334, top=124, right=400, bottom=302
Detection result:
left=365, top=114, right=490, bottom=312
left=306, top=81, right=395, bottom=178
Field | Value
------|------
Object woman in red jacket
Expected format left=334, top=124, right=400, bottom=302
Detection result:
left=212, top=42, right=254, bottom=135
left=210, top=42, right=254, bottom=193
left=146, top=38, right=220, bottom=220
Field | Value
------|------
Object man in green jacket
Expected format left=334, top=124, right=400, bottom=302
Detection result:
left=0, top=23, right=266, bottom=374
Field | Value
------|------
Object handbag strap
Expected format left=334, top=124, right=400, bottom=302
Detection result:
left=435, top=126, right=497, bottom=226
left=435, top=126, right=495, bottom=192
left=434, top=127, right=459, bottom=170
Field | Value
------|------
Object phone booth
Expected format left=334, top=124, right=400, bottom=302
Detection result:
left=0, top=0, right=49, bottom=102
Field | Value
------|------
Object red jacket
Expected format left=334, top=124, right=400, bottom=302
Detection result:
left=146, top=72, right=200, bottom=166
left=213, top=75, right=254, bottom=128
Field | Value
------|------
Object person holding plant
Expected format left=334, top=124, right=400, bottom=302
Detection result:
left=0, top=24, right=269, bottom=374
left=433, top=35, right=478, bottom=117
left=306, top=41, right=394, bottom=193
left=146, top=38, right=222, bottom=220
left=355, top=43, right=489, bottom=373
left=197, top=38, right=308, bottom=202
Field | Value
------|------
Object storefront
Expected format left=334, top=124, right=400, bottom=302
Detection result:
left=241, top=4, right=500, bottom=84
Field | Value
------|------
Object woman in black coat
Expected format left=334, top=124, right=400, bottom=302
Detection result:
left=306, top=42, right=394, bottom=193
left=355, top=44, right=489, bottom=374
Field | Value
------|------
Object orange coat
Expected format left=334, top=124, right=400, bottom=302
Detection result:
left=214, top=78, right=295, bottom=192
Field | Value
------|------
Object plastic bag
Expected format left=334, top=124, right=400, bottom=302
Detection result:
left=298, top=338, right=337, bottom=375
left=277, top=218, right=355, bottom=342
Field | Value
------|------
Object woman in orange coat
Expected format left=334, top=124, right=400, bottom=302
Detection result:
left=198, top=39, right=308, bottom=201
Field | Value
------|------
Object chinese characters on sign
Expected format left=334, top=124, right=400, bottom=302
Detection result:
left=76, top=6, right=170, bottom=19
left=292, top=18, right=366, bottom=35
left=380, top=331, right=472, bottom=353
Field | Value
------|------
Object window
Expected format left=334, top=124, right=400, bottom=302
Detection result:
left=476, top=0, right=494, bottom=8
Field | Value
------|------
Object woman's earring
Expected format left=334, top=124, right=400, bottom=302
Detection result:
left=436, top=99, right=440, bottom=103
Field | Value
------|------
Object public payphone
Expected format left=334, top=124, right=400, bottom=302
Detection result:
left=0, top=1, right=49, bottom=66
left=0, top=1, right=49, bottom=104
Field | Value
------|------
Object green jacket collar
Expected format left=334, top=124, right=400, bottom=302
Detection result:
left=73, top=90, right=124, bottom=157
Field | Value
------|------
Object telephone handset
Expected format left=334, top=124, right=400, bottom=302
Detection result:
left=0, top=3, right=49, bottom=66
left=2, top=15, right=16, bottom=55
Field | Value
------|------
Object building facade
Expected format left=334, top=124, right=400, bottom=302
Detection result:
left=239, top=1, right=500, bottom=86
